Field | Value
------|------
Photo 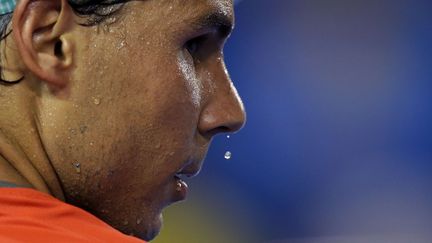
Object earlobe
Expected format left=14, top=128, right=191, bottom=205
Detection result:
left=12, top=0, right=75, bottom=88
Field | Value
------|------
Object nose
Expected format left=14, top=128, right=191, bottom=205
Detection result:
left=198, top=64, right=246, bottom=138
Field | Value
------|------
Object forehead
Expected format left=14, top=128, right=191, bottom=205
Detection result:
left=119, top=0, right=235, bottom=40
left=169, top=0, right=233, bottom=12
left=137, top=0, right=234, bottom=21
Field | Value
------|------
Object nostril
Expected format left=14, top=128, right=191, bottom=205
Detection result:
left=207, top=118, right=245, bottom=137
left=206, top=126, right=231, bottom=137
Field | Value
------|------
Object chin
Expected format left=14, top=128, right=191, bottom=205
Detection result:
left=134, top=213, right=163, bottom=241
left=139, top=228, right=161, bottom=242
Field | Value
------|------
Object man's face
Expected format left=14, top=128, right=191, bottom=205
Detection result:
left=37, top=0, right=245, bottom=240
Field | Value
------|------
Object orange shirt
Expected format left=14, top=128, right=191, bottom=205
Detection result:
left=0, top=188, right=145, bottom=243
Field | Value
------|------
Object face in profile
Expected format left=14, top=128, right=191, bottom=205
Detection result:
left=36, top=0, right=245, bottom=240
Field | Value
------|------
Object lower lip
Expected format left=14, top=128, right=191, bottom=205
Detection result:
left=173, top=176, right=188, bottom=201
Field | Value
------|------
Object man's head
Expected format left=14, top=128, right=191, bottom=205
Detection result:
left=0, top=0, right=245, bottom=240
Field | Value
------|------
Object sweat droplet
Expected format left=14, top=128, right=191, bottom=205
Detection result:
left=73, top=162, right=81, bottom=174
left=93, top=97, right=101, bottom=105
left=176, top=182, right=182, bottom=192
left=224, top=151, right=232, bottom=160
left=118, top=40, right=126, bottom=49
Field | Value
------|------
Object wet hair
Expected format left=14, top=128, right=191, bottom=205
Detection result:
left=0, top=0, right=131, bottom=83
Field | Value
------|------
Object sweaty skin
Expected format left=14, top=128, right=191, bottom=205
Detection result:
left=0, top=0, right=245, bottom=241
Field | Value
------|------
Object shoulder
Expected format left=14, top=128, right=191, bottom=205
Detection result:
left=0, top=188, right=145, bottom=243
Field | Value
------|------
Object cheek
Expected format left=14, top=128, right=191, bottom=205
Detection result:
left=62, top=24, right=202, bottom=189
left=64, top=56, right=199, bottom=188
left=178, top=50, right=203, bottom=108
left=112, top=47, right=202, bottom=137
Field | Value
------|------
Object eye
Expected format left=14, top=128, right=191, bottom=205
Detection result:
left=186, top=39, right=198, bottom=55
left=185, top=35, right=207, bottom=58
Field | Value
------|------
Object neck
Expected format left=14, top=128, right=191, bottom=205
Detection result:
left=0, top=83, right=65, bottom=200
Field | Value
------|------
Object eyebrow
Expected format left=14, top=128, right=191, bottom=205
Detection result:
left=190, top=11, right=234, bottom=38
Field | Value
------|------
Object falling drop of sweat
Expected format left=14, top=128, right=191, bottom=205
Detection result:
left=224, top=134, right=232, bottom=159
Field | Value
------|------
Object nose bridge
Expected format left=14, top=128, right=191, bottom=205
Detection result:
left=225, top=80, right=246, bottom=129
left=198, top=60, right=246, bottom=136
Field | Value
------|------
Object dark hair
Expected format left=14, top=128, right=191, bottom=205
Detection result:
left=0, top=0, right=131, bottom=83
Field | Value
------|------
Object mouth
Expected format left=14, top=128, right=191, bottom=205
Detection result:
left=171, top=161, right=202, bottom=202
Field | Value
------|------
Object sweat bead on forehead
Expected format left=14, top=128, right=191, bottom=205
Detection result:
left=0, top=0, right=245, bottom=241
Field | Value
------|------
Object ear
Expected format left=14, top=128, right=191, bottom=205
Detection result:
left=12, top=0, right=75, bottom=88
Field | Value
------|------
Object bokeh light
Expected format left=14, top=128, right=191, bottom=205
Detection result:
left=154, top=0, right=432, bottom=242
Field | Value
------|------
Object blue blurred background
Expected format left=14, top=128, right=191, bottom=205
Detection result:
left=154, top=0, right=432, bottom=242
